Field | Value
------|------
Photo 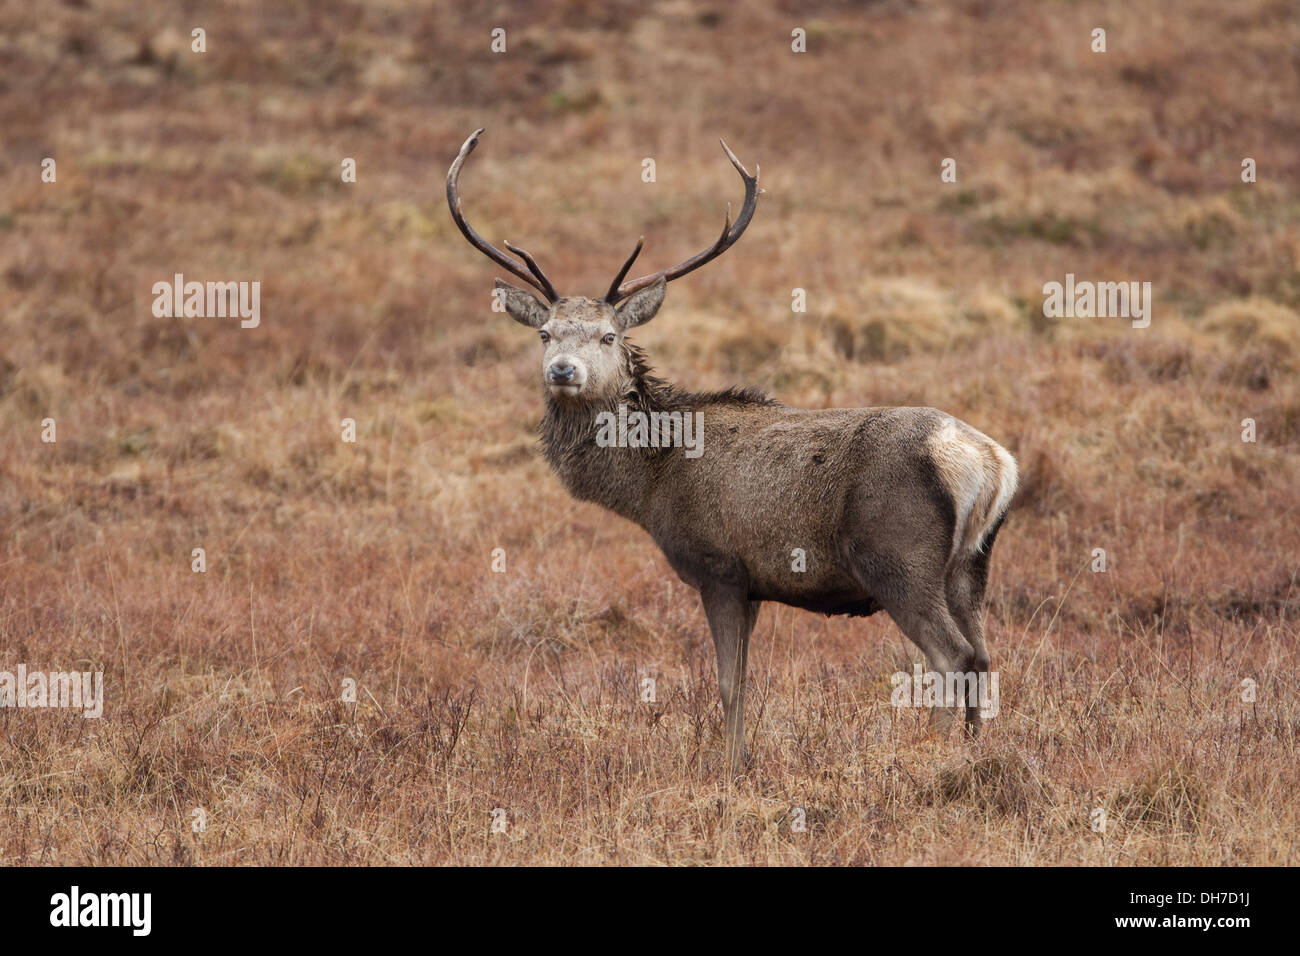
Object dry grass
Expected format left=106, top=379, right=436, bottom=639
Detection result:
left=1, top=0, right=1297, bottom=865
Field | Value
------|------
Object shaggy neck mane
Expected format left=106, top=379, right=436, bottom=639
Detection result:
left=538, top=341, right=776, bottom=519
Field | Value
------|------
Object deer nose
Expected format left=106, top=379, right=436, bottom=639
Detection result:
left=548, top=362, right=576, bottom=383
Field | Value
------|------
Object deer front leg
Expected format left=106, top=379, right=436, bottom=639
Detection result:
left=700, top=584, right=760, bottom=774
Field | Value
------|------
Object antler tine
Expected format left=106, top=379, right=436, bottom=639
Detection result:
left=716, top=202, right=733, bottom=252
left=604, top=237, right=645, bottom=303
left=446, top=128, right=559, bottom=302
left=503, top=240, right=559, bottom=302
left=609, top=139, right=762, bottom=304
left=719, top=138, right=759, bottom=183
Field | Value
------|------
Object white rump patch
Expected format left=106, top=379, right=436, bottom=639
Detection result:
left=986, top=443, right=1019, bottom=548
left=927, top=419, right=1018, bottom=558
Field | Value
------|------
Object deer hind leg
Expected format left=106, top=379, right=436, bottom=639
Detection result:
left=700, top=584, right=760, bottom=774
left=945, top=557, right=991, bottom=736
left=928, top=423, right=1016, bottom=736
left=944, top=515, right=1005, bottom=735
left=885, top=595, right=980, bottom=738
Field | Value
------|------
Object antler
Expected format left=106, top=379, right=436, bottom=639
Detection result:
left=446, top=128, right=559, bottom=302
left=604, top=237, right=644, bottom=303
left=606, top=140, right=762, bottom=304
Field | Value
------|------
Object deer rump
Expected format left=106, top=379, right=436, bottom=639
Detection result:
left=642, top=403, right=1019, bottom=618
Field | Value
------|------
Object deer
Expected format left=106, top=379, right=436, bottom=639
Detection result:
left=446, top=128, right=1018, bottom=773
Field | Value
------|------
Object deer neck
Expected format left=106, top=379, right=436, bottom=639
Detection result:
left=538, top=344, right=675, bottom=526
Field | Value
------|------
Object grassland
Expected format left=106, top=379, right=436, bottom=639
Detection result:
left=0, top=0, right=1297, bottom=864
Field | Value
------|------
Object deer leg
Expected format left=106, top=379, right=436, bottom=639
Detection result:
left=946, top=557, right=993, bottom=736
left=701, top=585, right=759, bottom=774
left=886, top=597, right=978, bottom=738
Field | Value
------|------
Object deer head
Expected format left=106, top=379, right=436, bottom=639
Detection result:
left=446, top=128, right=761, bottom=403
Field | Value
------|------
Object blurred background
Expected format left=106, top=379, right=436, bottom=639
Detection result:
left=0, top=1, right=1297, bottom=864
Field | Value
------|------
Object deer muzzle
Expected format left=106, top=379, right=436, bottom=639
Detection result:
left=546, top=358, right=586, bottom=395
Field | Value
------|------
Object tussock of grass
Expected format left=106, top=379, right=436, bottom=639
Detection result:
left=931, top=753, right=1050, bottom=818
left=1111, top=762, right=1211, bottom=834
left=1201, top=298, right=1300, bottom=365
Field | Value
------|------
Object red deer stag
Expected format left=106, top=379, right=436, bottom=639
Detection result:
left=447, top=129, right=1018, bottom=773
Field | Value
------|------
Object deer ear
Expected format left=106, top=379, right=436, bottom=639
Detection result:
left=614, top=278, right=666, bottom=331
left=495, top=279, right=550, bottom=328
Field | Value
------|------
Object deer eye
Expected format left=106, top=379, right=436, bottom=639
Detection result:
left=539, top=330, right=550, bottom=343
left=602, top=332, right=616, bottom=345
